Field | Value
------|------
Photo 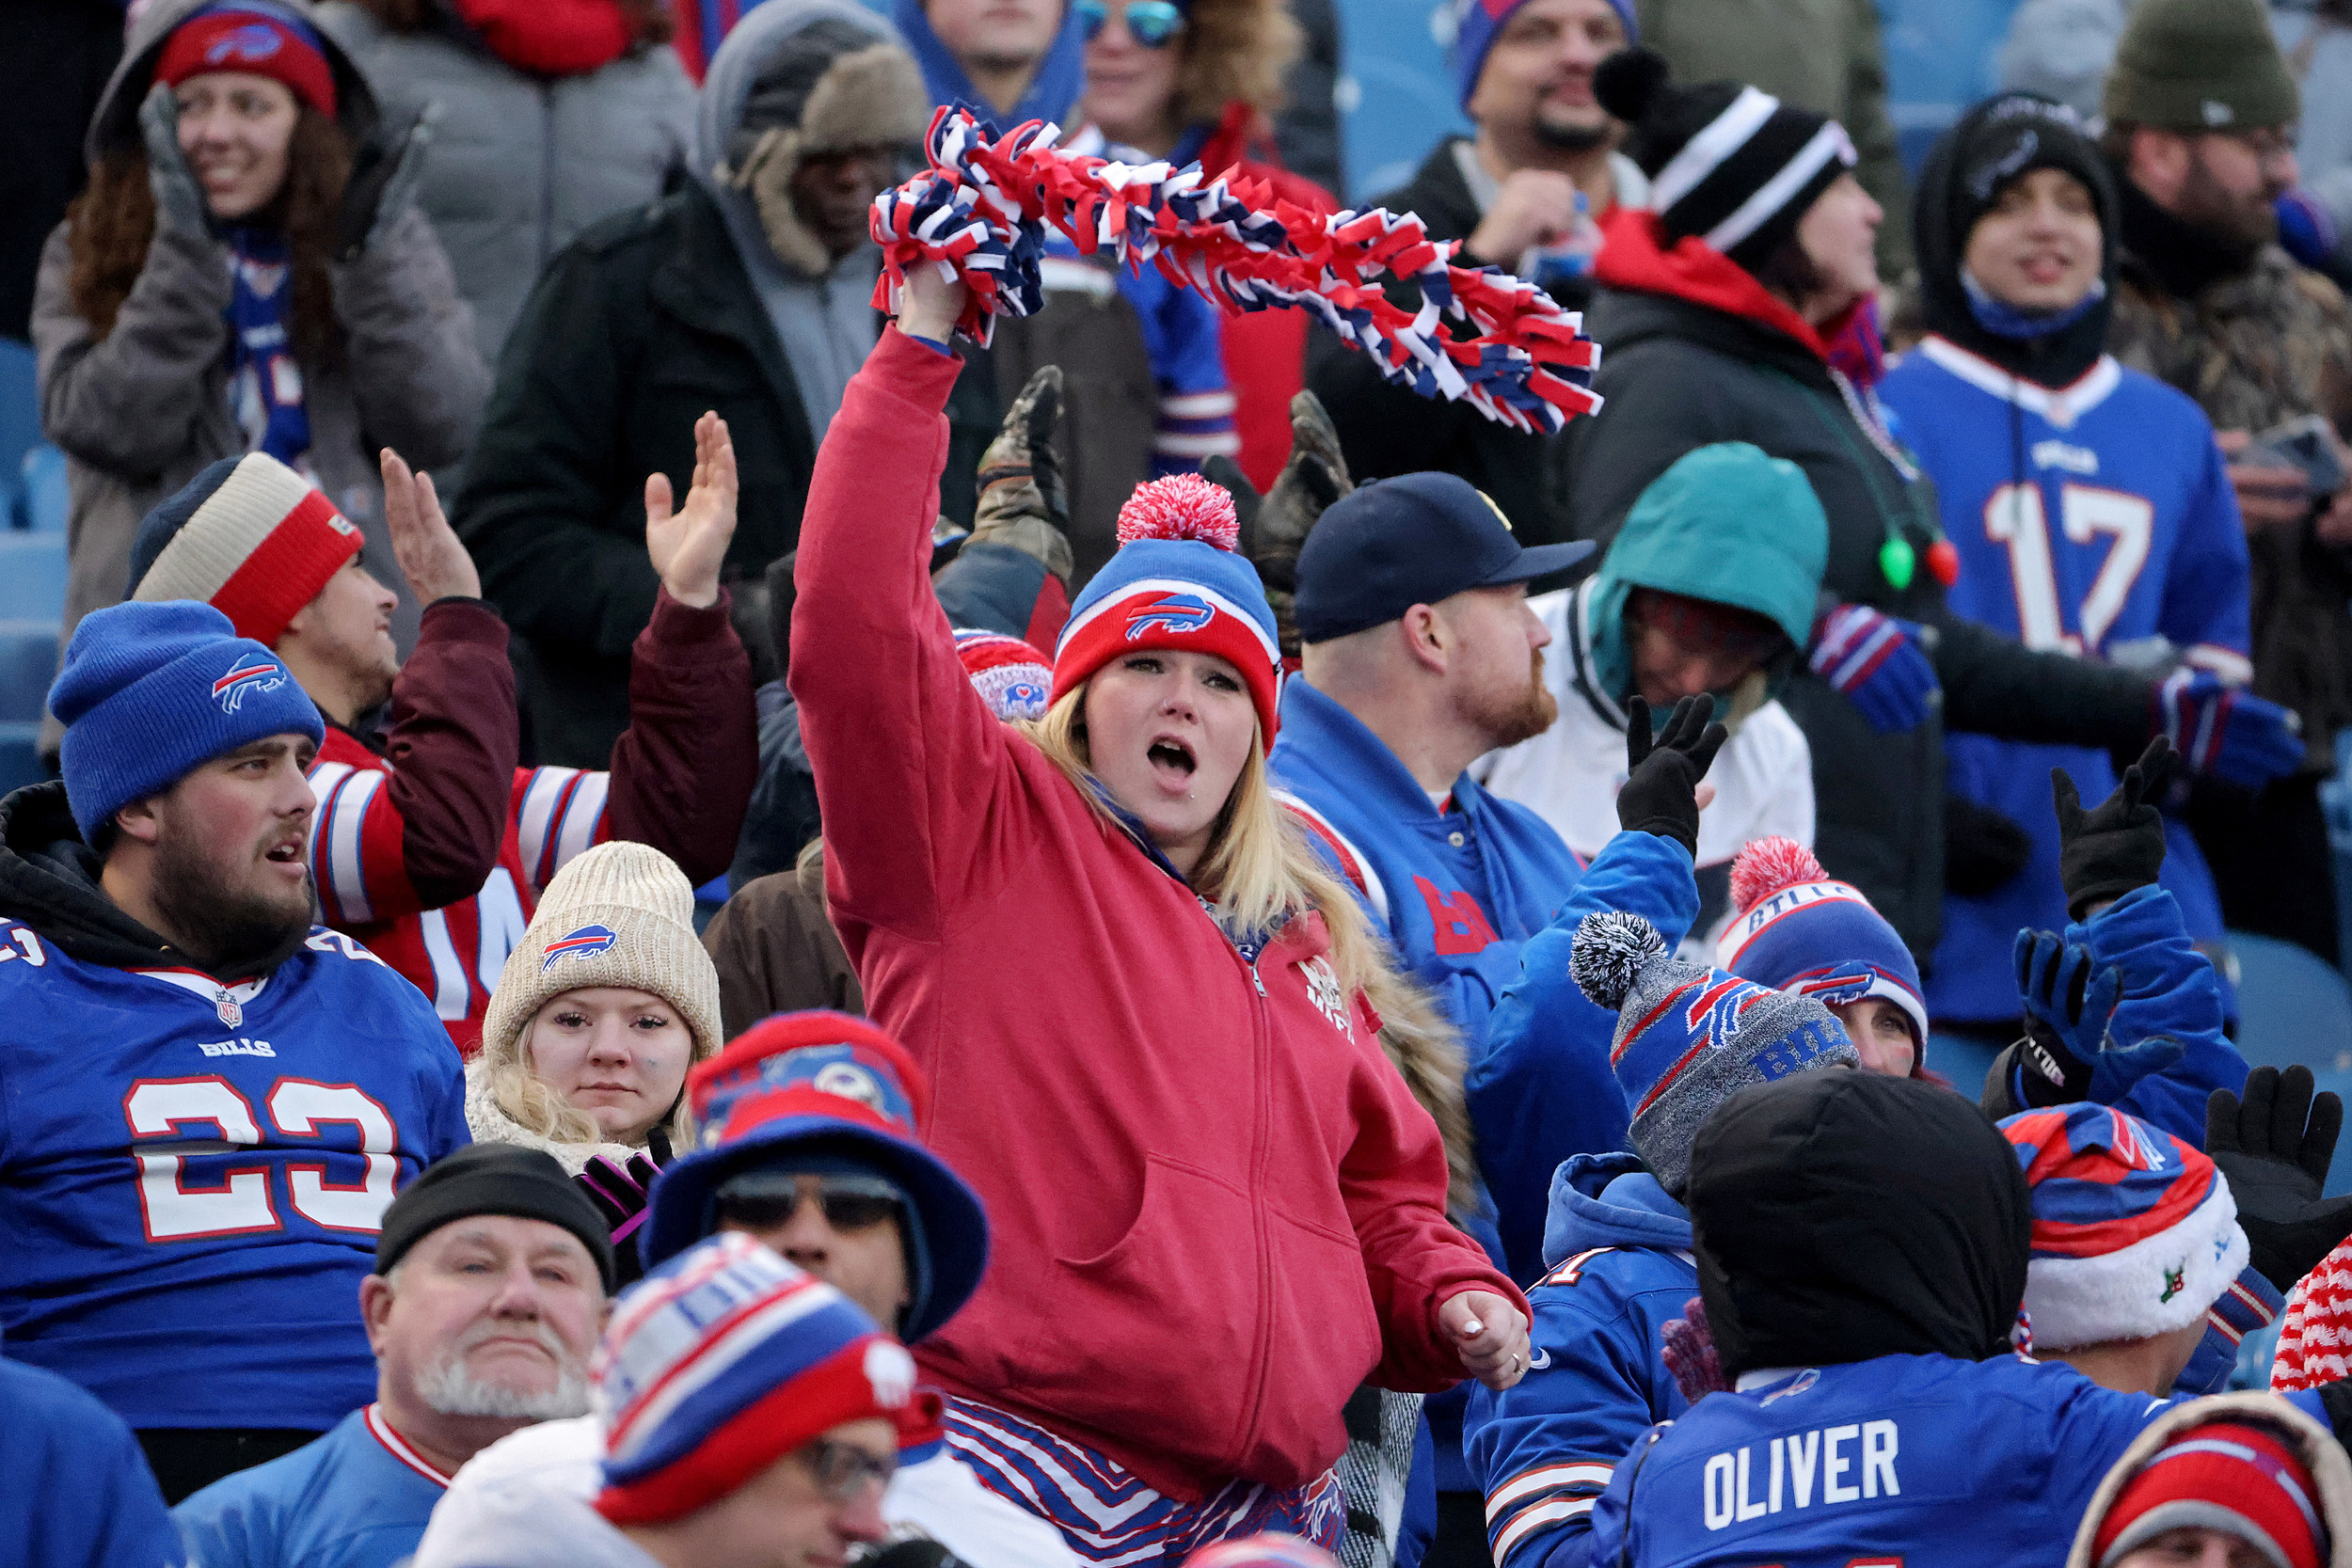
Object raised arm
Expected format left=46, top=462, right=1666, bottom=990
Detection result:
left=787, top=269, right=1035, bottom=940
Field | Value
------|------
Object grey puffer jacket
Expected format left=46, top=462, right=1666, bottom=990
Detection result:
left=314, top=2, right=695, bottom=364
left=30, top=0, right=487, bottom=711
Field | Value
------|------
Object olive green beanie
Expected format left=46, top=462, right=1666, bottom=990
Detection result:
left=2103, top=0, right=2299, bottom=132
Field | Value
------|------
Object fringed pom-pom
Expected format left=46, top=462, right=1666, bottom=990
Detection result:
left=1728, top=835, right=1831, bottom=916
left=1569, top=910, right=1665, bottom=1011
left=1116, top=473, right=1240, bottom=550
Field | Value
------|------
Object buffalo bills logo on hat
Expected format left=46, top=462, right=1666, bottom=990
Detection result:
left=1124, top=593, right=1215, bottom=640
left=213, top=655, right=286, bottom=714
left=206, top=22, right=286, bottom=65
left=814, top=1060, right=886, bottom=1113
left=541, top=923, right=618, bottom=973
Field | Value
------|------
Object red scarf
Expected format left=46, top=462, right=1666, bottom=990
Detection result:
left=451, top=0, right=631, bottom=76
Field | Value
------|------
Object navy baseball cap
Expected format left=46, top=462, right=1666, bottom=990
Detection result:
left=1293, top=473, right=1597, bottom=642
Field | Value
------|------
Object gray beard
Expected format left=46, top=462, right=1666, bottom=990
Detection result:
left=416, top=1338, right=591, bottom=1421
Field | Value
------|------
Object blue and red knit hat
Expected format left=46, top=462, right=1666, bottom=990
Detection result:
left=954, top=628, right=1054, bottom=722
left=155, top=3, right=339, bottom=119
left=1052, top=475, right=1283, bottom=740
left=593, top=1232, right=925, bottom=1525
left=1716, top=837, right=1929, bottom=1063
left=2090, top=1417, right=2329, bottom=1568
left=2001, top=1102, right=2249, bottom=1352
left=642, top=1011, right=988, bottom=1342
left=1572, top=910, right=1857, bottom=1196
left=1450, top=0, right=1638, bottom=111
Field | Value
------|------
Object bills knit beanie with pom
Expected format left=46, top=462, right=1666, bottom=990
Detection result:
left=50, top=600, right=326, bottom=844
left=2273, top=1237, right=2352, bottom=1393
left=481, top=842, right=724, bottom=1081
left=594, top=1231, right=924, bottom=1525
left=2000, top=1102, right=2251, bottom=1352
left=1594, top=47, right=1859, bottom=275
left=1716, top=836, right=1929, bottom=1058
left=128, top=452, right=365, bottom=647
left=2090, top=1417, right=2329, bottom=1568
left=954, top=629, right=1055, bottom=722
left=1571, top=910, right=1858, bottom=1196
left=1052, top=473, right=1284, bottom=739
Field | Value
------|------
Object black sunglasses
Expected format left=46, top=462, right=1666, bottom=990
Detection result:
left=712, top=1171, right=905, bottom=1233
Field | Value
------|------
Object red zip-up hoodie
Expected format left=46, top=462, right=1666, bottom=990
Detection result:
left=790, top=328, right=1520, bottom=1500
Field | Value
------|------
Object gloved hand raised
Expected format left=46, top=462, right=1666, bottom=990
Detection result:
left=2053, top=736, right=2175, bottom=921
left=1202, top=390, right=1351, bottom=657
left=576, top=1150, right=662, bottom=1247
left=338, top=103, right=439, bottom=261
left=968, top=364, right=1073, bottom=582
left=1808, top=603, right=1940, bottom=733
left=2209, top=1066, right=2352, bottom=1294
left=2011, top=930, right=2184, bottom=1107
left=2153, top=667, right=2304, bottom=789
left=1616, top=693, right=1726, bottom=859
left=138, top=84, right=213, bottom=239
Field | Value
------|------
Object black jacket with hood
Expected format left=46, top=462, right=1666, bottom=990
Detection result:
left=1560, top=209, right=2154, bottom=958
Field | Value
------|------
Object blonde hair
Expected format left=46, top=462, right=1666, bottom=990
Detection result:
left=1023, top=683, right=1479, bottom=1212
left=487, top=996, right=700, bottom=1152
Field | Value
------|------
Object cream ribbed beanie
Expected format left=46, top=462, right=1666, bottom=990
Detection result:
left=482, top=842, right=723, bottom=1079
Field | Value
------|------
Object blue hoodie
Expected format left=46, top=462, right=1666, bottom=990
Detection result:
left=1464, top=1155, right=1699, bottom=1568
left=891, top=0, right=1087, bottom=128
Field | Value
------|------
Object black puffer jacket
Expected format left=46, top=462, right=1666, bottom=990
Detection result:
left=1560, top=214, right=2153, bottom=957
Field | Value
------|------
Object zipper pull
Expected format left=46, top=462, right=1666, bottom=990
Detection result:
left=1248, top=962, right=1265, bottom=996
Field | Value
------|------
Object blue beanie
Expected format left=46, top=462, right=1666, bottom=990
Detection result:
left=1454, top=0, right=1639, bottom=112
left=51, top=600, right=326, bottom=844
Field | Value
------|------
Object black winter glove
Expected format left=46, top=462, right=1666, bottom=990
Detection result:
left=1944, top=795, right=2033, bottom=898
left=2208, top=1065, right=2352, bottom=1294
left=1616, top=694, right=1727, bottom=859
left=2054, top=735, right=2176, bottom=921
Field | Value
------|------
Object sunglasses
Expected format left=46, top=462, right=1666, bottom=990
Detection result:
left=1077, top=0, right=1185, bottom=47
left=712, top=1171, right=905, bottom=1233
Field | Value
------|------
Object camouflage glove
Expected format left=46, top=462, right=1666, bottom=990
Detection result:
left=966, top=364, right=1073, bottom=583
left=1202, top=390, right=1353, bottom=657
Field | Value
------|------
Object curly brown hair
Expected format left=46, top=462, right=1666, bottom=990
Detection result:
left=1173, top=0, right=1304, bottom=128
left=66, top=105, right=353, bottom=371
left=349, top=0, right=674, bottom=45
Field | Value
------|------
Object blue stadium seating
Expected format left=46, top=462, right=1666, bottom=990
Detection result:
left=0, top=533, right=68, bottom=621
left=0, top=620, right=59, bottom=724
left=2228, top=931, right=2352, bottom=1196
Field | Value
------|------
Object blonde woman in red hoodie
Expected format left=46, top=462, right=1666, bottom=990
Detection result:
left=787, top=264, right=1530, bottom=1566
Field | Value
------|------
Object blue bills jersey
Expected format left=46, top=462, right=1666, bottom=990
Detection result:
left=1880, top=339, right=2252, bottom=1022
left=0, top=924, right=466, bottom=1431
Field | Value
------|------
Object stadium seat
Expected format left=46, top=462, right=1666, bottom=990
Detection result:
left=0, top=721, right=42, bottom=797
left=0, top=621, right=58, bottom=724
left=15, top=444, right=67, bottom=532
left=2229, top=930, right=2352, bottom=1196
left=0, top=532, right=68, bottom=621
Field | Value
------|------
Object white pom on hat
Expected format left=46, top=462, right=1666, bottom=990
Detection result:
left=1571, top=910, right=1668, bottom=1012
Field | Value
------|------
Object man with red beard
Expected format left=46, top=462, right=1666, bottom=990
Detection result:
left=1269, top=472, right=1717, bottom=1568
left=0, top=600, right=468, bottom=1503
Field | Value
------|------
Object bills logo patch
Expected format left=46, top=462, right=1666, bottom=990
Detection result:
left=206, top=23, right=285, bottom=65
left=541, top=924, right=618, bottom=972
left=1125, top=593, right=1215, bottom=640
left=213, top=656, right=287, bottom=714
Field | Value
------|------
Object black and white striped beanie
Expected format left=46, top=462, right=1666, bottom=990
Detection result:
left=1595, top=47, right=1859, bottom=274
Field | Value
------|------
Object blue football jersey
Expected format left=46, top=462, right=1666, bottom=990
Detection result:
left=1585, top=1354, right=2330, bottom=1566
left=0, top=923, right=466, bottom=1431
left=176, top=1404, right=449, bottom=1568
left=1880, top=339, right=2252, bottom=1022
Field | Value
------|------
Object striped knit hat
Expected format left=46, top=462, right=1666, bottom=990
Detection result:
left=2091, top=1418, right=2328, bottom=1568
left=594, top=1230, right=922, bottom=1525
left=954, top=629, right=1054, bottom=721
left=1052, top=474, right=1283, bottom=740
left=2272, top=1237, right=2352, bottom=1393
left=1570, top=910, right=1857, bottom=1196
left=2001, top=1103, right=2249, bottom=1352
left=128, top=453, right=365, bottom=647
left=1716, top=837, right=1928, bottom=1062
left=1594, top=47, right=1859, bottom=273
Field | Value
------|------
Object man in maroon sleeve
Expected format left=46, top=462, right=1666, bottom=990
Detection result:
left=122, top=414, right=758, bottom=1054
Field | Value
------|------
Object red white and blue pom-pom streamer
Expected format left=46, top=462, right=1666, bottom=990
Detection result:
left=870, top=105, right=1605, bottom=435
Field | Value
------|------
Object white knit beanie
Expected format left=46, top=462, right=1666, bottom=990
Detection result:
left=482, top=843, right=724, bottom=1081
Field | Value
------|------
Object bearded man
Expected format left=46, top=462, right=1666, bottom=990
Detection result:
left=0, top=599, right=468, bottom=1504
left=2101, top=0, right=2352, bottom=966
left=173, top=1147, right=612, bottom=1568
